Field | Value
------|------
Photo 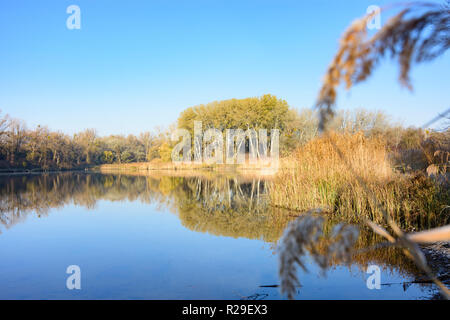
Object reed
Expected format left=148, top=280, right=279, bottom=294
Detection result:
left=269, top=132, right=449, bottom=230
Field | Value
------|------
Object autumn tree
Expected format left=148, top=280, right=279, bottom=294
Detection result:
left=139, top=132, right=154, bottom=161
left=74, top=129, right=98, bottom=165
left=4, top=119, right=27, bottom=166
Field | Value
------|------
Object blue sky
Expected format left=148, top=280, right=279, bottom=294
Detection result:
left=0, top=0, right=448, bottom=135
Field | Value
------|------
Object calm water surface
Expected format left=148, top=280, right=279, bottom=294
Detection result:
left=0, top=173, right=440, bottom=299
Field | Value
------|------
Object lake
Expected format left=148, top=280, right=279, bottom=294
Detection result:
left=0, top=172, right=441, bottom=299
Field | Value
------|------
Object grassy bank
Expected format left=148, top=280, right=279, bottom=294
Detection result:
left=269, top=132, right=449, bottom=230
left=97, top=158, right=280, bottom=176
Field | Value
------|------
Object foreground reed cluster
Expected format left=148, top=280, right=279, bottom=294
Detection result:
left=269, top=132, right=449, bottom=230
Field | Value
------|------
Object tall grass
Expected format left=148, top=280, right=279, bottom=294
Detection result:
left=269, top=132, right=449, bottom=230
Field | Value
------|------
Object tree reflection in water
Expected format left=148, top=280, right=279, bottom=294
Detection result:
left=0, top=173, right=285, bottom=242
left=0, top=172, right=426, bottom=290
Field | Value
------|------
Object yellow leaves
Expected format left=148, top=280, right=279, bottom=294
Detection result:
left=177, top=94, right=291, bottom=132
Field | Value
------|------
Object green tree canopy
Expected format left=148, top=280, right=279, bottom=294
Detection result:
left=177, top=94, right=291, bottom=133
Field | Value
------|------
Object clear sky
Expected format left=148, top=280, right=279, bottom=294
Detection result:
left=0, top=0, right=448, bottom=136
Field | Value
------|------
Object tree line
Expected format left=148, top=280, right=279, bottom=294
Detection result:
left=1, top=93, right=444, bottom=170
left=0, top=113, right=173, bottom=170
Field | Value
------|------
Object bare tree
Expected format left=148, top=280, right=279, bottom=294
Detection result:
left=5, top=118, right=27, bottom=165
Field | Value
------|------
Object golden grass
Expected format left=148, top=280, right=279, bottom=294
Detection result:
left=97, top=157, right=279, bottom=176
left=269, top=132, right=449, bottom=230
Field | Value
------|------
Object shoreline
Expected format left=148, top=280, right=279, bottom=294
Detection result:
left=421, top=242, right=450, bottom=287
left=0, top=168, right=90, bottom=176
left=0, top=160, right=285, bottom=176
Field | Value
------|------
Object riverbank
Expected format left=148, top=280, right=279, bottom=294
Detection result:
left=96, top=159, right=283, bottom=176
left=269, top=132, right=449, bottom=230
left=422, top=242, right=450, bottom=287
left=0, top=168, right=90, bottom=176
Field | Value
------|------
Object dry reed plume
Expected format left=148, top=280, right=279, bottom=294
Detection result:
left=275, top=133, right=449, bottom=298
left=279, top=213, right=450, bottom=299
left=316, top=1, right=450, bottom=131
left=278, top=1, right=450, bottom=300
left=278, top=212, right=359, bottom=299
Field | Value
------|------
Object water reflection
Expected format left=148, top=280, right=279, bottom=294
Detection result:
left=0, top=173, right=287, bottom=242
left=0, top=172, right=438, bottom=298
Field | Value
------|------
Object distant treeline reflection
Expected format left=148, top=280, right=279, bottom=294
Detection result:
left=0, top=173, right=422, bottom=281
left=0, top=173, right=286, bottom=242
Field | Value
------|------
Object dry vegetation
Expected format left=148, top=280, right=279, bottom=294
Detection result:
left=270, top=132, right=449, bottom=230
left=316, top=1, right=450, bottom=130
left=277, top=1, right=450, bottom=300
